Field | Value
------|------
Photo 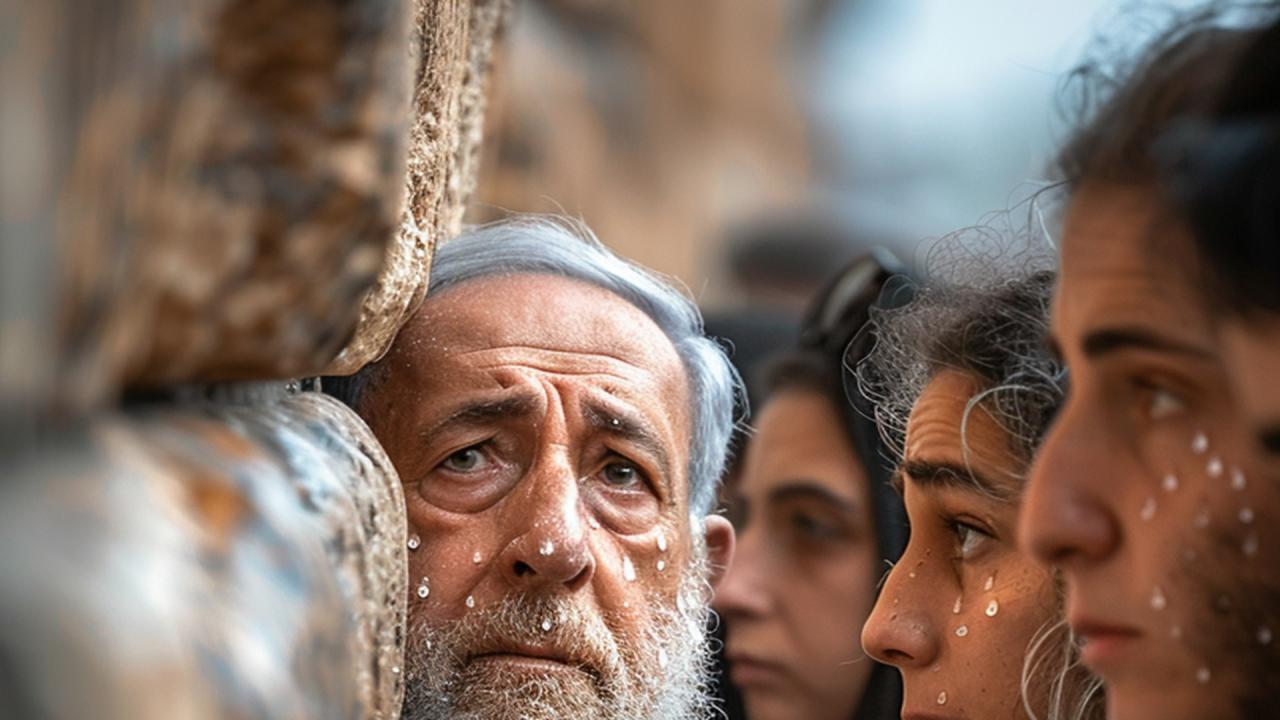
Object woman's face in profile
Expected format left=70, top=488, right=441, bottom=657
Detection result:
left=862, top=370, right=1059, bottom=719
left=714, top=389, right=879, bottom=720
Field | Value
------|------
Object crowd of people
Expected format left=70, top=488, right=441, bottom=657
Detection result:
left=322, top=4, right=1279, bottom=719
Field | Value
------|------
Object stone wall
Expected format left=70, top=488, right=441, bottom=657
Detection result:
left=0, top=1, right=505, bottom=717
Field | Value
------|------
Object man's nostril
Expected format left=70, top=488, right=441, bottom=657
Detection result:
left=514, top=560, right=536, bottom=577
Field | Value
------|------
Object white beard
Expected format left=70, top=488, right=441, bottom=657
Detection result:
left=401, top=554, right=717, bottom=720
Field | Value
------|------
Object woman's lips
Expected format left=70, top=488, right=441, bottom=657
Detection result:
left=1073, top=618, right=1144, bottom=671
left=725, top=653, right=790, bottom=689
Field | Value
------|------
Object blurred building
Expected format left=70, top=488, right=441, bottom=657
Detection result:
left=470, top=0, right=1208, bottom=312
left=469, top=0, right=820, bottom=306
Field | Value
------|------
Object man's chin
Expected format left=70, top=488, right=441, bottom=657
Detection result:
left=443, top=660, right=609, bottom=720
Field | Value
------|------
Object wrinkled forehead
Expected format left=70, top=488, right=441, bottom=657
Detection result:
left=401, top=273, right=688, bottom=379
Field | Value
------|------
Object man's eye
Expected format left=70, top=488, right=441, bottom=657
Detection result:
left=601, top=461, right=643, bottom=488
left=442, top=446, right=488, bottom=473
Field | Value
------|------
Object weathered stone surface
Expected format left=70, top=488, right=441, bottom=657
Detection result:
left=0, top=393, right=406, bottom=719
left=0, top=0, right=413, bottom=413
left=326, top=0, right=508, bottom=375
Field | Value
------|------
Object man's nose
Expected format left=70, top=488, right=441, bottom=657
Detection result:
left=1019, top=398, right=1120, bottom=571
left=495, top=453, right=594, bottom=592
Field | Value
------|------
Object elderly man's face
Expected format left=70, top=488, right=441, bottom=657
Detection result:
left=1020, top=185, right=1280, bottom=720
left=361, top=273, right=734, bottom=720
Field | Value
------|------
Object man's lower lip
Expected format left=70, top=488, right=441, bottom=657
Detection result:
left=470, top=654, right=584, bottom=673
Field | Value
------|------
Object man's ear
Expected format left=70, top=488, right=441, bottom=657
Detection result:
left=701, top=514, right=736, bottom=590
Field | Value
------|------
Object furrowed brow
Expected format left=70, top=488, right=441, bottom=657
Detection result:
left=581, top=398, right=674, bottom=481
left=419, top=393, right=539, bottom=447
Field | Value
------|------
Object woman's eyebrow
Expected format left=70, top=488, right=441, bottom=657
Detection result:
left=766, top=482, right=859, bottom=513
left=900, top=458, right=1016, bottom=501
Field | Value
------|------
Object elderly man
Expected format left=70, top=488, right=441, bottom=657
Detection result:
left=329, top=217, right=738, bottom=720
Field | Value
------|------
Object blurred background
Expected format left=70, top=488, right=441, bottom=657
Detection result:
left=467, top=0, right=1201, bottom=392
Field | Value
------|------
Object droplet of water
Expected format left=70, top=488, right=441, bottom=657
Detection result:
left=1192, top=432, right=1209, bottom=454
left=407, top=533, right=421, bottom=551
left=1207, top=457, right=1224, bottom=478
left=589, top=518, right=601, bottom=530
left=1243, top=531, right=1259, bottom=557
left=1163, top=474, right=1179, bottom=492
left=417, top=578, right=430, bottom=599
left=657, top=533, right=668, bottom=553
left=937, top=690, right=948, bottom=705
left=955, top=625, right=968, bottom=637
left=1240, top=507, right=1255, bottom=524
left=425, top=639, right=432, bottom=651
left=465, top=595, right=475, bottom=609
left=472, top=550, right=483, bottom=565
left=1195, top=507, right=1211, bottom=529
left=541, top=618, right=553, bottom=632
left=952, top=595, right=963, bottom=614
left=1258, top=626, right=1273, bottom=645
left=908, top=571, right=917, bottom=579
left=931, top=663, right=941, bottom=673
left=539, top=540, right=555, bottom=556
left=985, top=599, right=999, bottom=617
left=622, top=555, right=637, bottom=582
left=658, top=648, right=669, bottom=668
left=1170, top=625, right=1183, bottom=640
left=392, top=666, right=401, bottom=675
left=1196, top=667, right=1211, bottom=684
left=1140, top=497, right=1157, bottom=521
left=984, top=574, right=995, bottom=591
left=657, top=559, right=667, bottom=572
left=1151, top=586, right=1167, bottom=611
left=1231, top=468, right=1247, bottom=491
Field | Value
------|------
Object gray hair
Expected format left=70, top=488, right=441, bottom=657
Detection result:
left=329, top=216, right=742, bottom=517
left=855, top=267, right=1065, bottom=486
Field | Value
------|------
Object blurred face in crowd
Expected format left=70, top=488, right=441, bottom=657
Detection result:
left=360, top=274, right=735, bottom=720
left=1020, top=185, right=1280, bottom=720
left=714, top=389, right=879, bottom=720
left=863, top=370, right=1059, bottom=719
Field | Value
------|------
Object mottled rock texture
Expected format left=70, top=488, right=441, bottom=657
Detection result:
left=326, top=0, right=507, bottom=375
left=0, top=0, right=508, bottom=717
left=0, top=392, right=406, bottom=720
